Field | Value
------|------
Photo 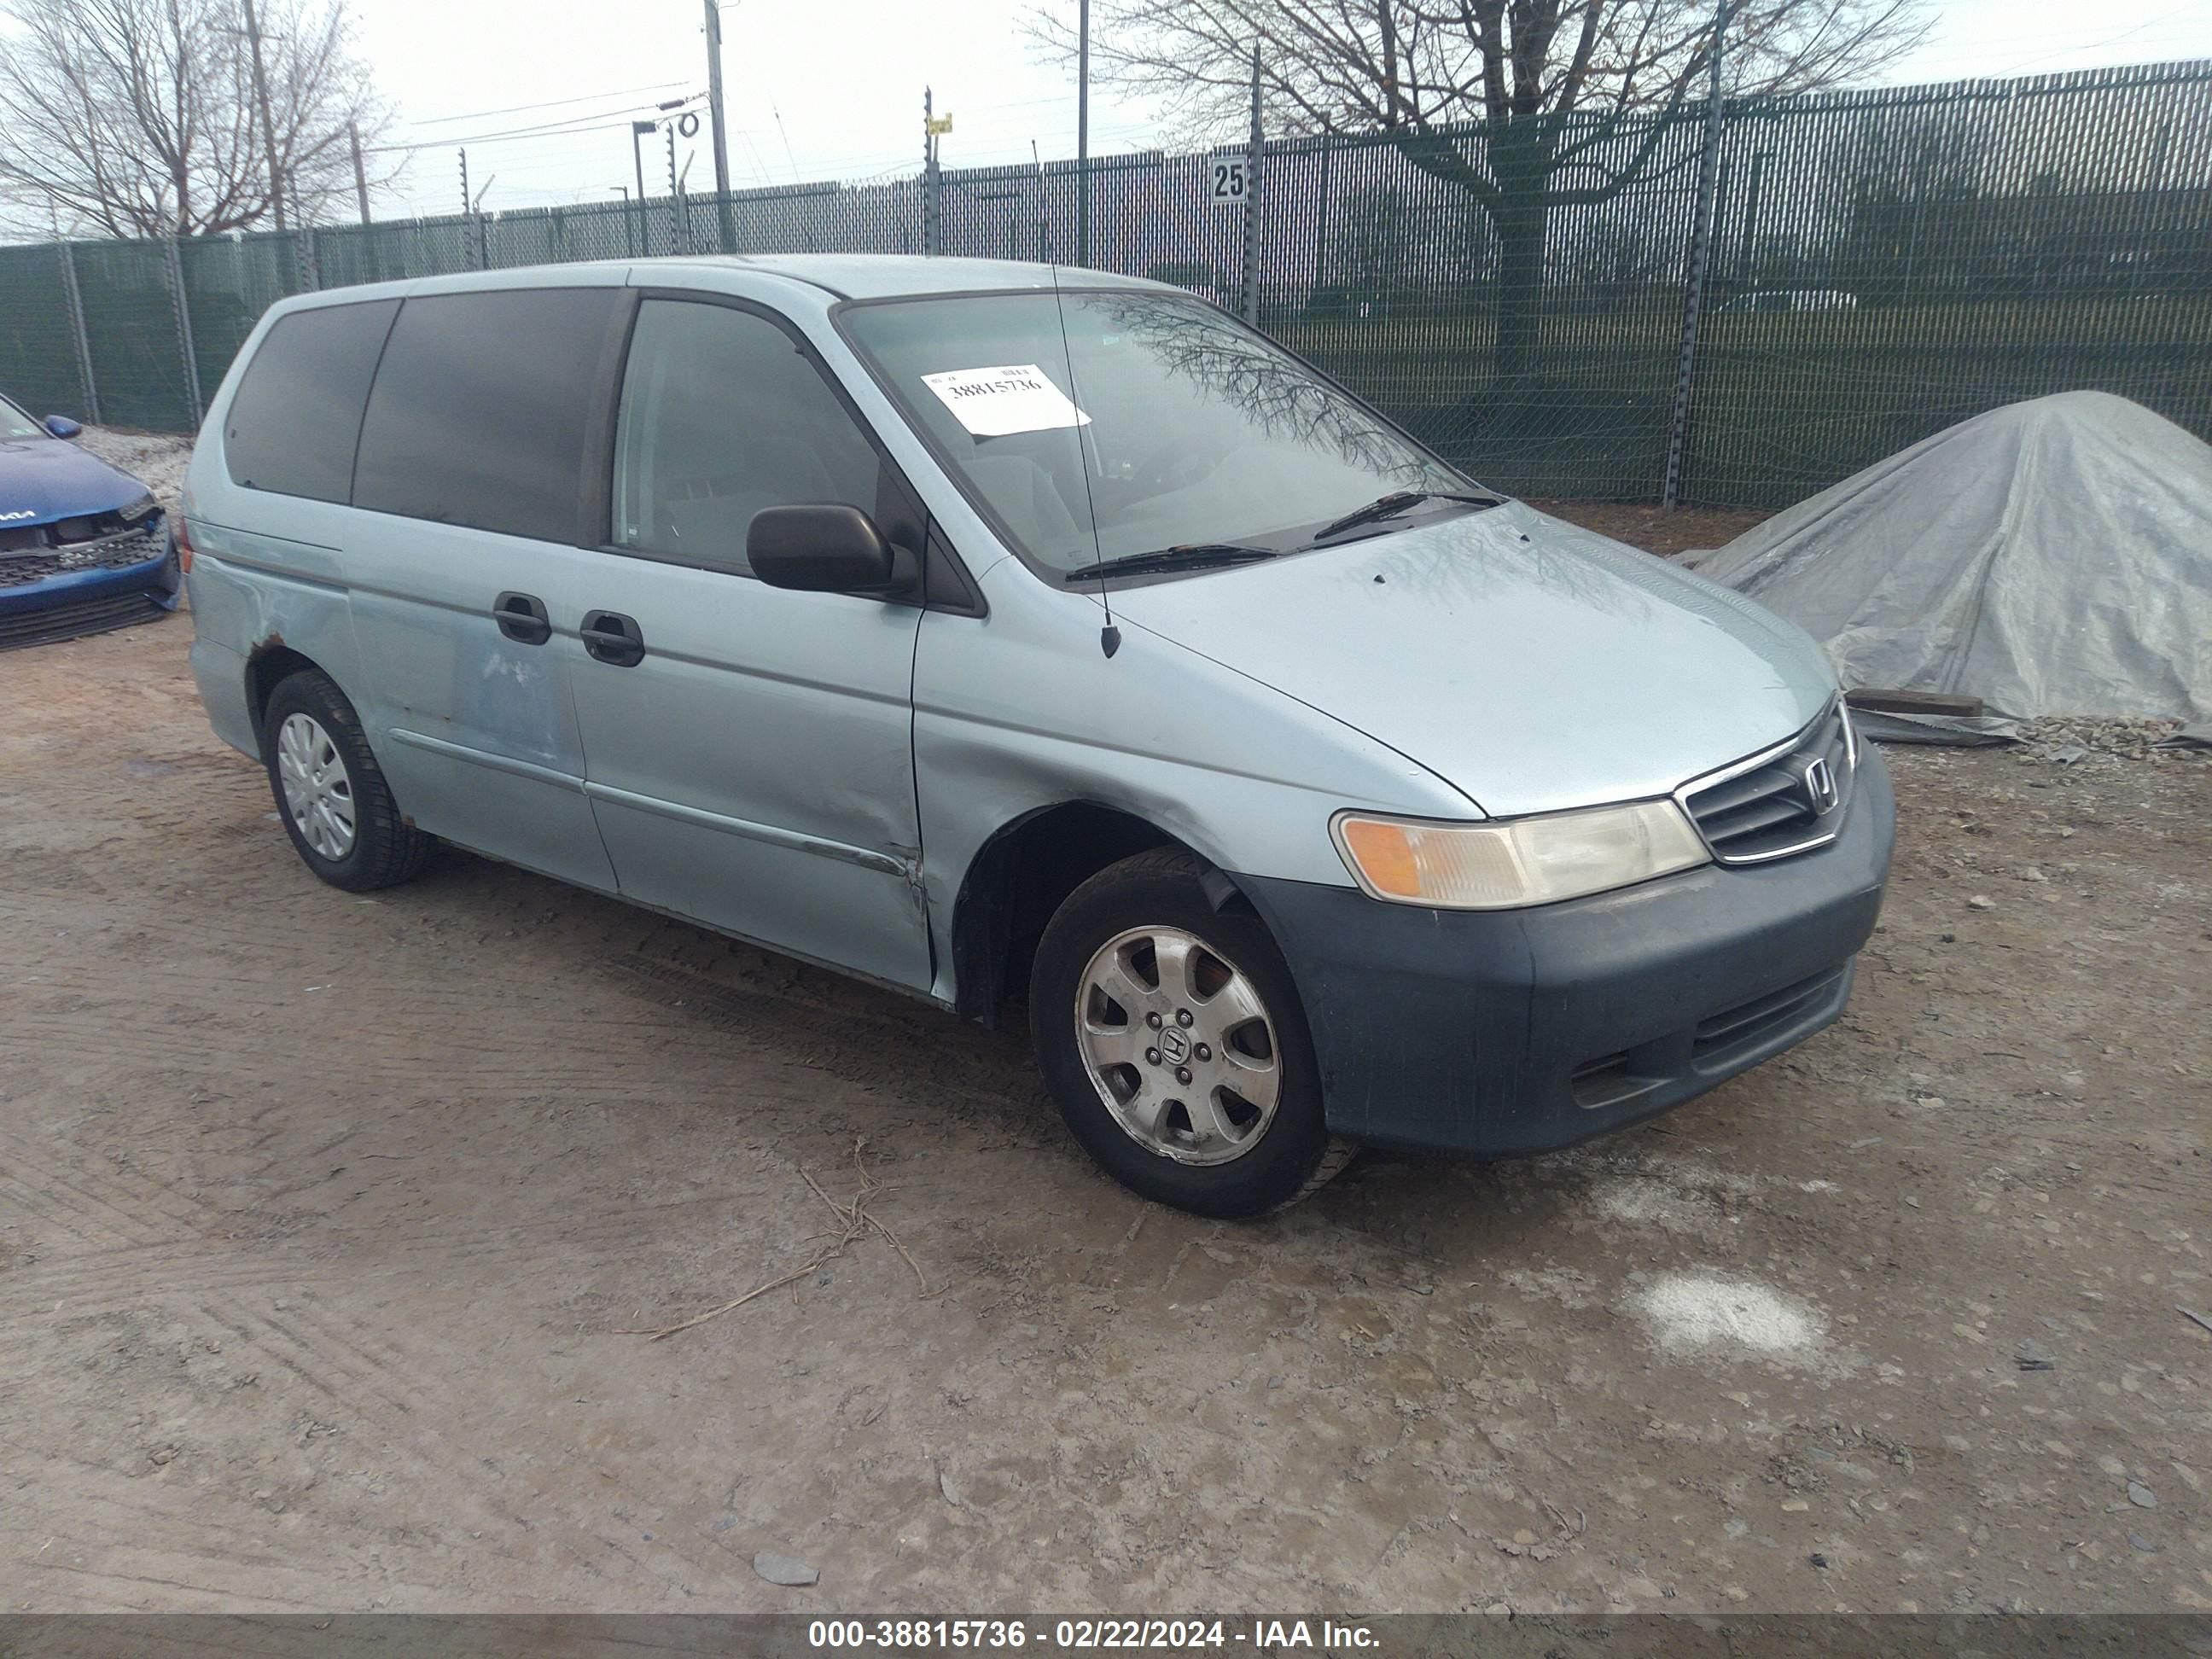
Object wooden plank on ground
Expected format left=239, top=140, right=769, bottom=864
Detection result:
left=1845, top=688, right=1986, bottom=718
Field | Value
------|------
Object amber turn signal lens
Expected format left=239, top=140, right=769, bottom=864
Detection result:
left=1339, top=818, right=1420, bottom=898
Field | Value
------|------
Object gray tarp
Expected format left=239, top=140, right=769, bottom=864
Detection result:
left=1691, top=391, right=2212, bottom=742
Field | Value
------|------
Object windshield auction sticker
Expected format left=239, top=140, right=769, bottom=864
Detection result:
left=921, top=364, right=1091, bottom=438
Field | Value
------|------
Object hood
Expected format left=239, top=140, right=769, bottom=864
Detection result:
left=1108, top=503, right=1837, bottom=818
left=0, top=436, right=150, bottom=527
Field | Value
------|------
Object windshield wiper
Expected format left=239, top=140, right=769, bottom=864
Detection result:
left=1305, top=490, right=1501, bottom=546
left=1062, top=544, right=1279, bottom=583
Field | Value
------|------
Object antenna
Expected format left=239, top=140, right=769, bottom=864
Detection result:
left=1039, top=201, right=1115, bottom=657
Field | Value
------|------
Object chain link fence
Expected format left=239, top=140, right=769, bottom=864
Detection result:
left=3, top=60, right=2208, bottom=508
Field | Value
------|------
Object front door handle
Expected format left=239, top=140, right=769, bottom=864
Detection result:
left=493, top=591, right=551, bottom=646
left=580, top=608, right=646, bottom=667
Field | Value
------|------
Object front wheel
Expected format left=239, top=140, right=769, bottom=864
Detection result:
left=1029, top=848, right=1353, bottom=1217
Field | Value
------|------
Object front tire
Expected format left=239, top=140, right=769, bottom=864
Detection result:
left=261, top=668, right=428, bottom=892
left=1030, top=848, right=1352, bottom=1217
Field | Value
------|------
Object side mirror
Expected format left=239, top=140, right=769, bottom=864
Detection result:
left=748, top=504, right=897, bottom=593
left=44, top=415, right=83, bottom=439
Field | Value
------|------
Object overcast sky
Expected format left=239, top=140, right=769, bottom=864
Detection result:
left=363, top=0, right=2212, bottom=218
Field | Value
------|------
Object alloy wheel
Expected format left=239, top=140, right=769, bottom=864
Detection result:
left=1074, top=924, right=1283, bottom=1165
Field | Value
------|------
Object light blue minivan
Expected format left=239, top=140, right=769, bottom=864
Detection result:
left=183, top=255, right=1893, bottom=1216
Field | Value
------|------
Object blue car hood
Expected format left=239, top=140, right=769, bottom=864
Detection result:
left=0, top=436, right=148, bottom=527
left=1106, top=501, right=1838, bottom=819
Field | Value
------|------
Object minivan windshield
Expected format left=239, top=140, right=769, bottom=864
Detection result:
left=841, top=289, right=1476, bottom=576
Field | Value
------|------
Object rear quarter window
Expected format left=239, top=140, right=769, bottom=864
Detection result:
left=352, top=287, right=621, bottom=544
left=223, top=299, right=399, bottom=502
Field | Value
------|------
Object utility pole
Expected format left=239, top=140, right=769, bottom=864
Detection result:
left=1662, top=0, right=1730, bottom=509
left=1076, top=0, right=1090, bottom=267
left=705, top=0, right=735, bottom=252
left=239, top=0, right=287, bottom=230
left=348, top=121, right=371, bottom=224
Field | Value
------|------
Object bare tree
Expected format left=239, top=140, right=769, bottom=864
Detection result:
left=1030, top=0, right=1930, bottom=375
left=0, top=0, right=393, bottom=237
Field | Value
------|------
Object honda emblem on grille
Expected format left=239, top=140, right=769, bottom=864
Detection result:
left=1800, top=755, right=1839, bottom=814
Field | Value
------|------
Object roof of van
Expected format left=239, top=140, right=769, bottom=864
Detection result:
left=639, top=253, right=1174, bottom=299
left=263, top=254, right=1179, bottom=317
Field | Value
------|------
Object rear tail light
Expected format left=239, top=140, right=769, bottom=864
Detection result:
left=174, top=517, right=194, bottom=573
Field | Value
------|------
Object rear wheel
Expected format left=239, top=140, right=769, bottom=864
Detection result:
left=260, top=669, right=428, bottom=892
left=1030, top=848, right=1353, bottom=1217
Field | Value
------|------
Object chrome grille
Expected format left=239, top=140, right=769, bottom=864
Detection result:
left=0, top=524, right=167, bottom=590
left=1678, top=704, right=1855, bottom=865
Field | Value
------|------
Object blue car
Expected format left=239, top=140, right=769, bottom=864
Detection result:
left=1, top=394, right=179, bottom=649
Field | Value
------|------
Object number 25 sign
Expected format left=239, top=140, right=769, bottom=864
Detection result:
left=1210, top=158, right=1249, bottom=206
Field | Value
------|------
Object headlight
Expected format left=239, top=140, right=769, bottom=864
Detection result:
left=1332, top=800, right=1709, bottom=910
left=118, top=493, right=160, bottom=523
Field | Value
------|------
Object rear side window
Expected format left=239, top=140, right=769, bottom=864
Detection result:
left=353, top=288, right=620, bottom=543
left=224, top=299, right=398, bottom=501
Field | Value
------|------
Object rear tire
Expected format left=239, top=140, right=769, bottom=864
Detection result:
left=261, top=668, right=428, bottom=893
left=1029, top=847, right=1353, bottom=1217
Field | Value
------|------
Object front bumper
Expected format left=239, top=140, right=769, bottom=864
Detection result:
left=0, top=521, right=180, bottom=649
left=1235, top=742, right=1896, bottom=1156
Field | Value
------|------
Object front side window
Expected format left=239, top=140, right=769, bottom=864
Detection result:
left=840, top=289, right=1470, bottom=576
left=612, top=300, right=885, bottom=576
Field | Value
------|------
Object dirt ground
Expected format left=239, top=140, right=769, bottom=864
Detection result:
left=3, top=493, right=2209, bottom=1616
left=1531, top=499, right=1773, bottom=560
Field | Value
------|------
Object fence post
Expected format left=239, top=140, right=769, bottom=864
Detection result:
left=1312, top=131, right=1334, bottom=303
left=296, top=226, right=322, bottom=292
left=163, top=237, right=204, bottom=431
left=923, top=97, right=943, bottom=256
left=1241, top=46, right=1262, bottom=324
left=57, top=241, right=100, bottom=425
left=1662, top=0, right=1730, bottom=509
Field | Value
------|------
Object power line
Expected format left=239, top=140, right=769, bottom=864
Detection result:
left=368, top=96, right=704, bottom=156
left=1993, top=4, right=2204, bottom=73
left=399, top=80, right=695, bottom=129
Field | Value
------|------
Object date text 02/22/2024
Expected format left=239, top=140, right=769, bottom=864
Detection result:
left=806, top=1619, right=1382, bottom=1650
